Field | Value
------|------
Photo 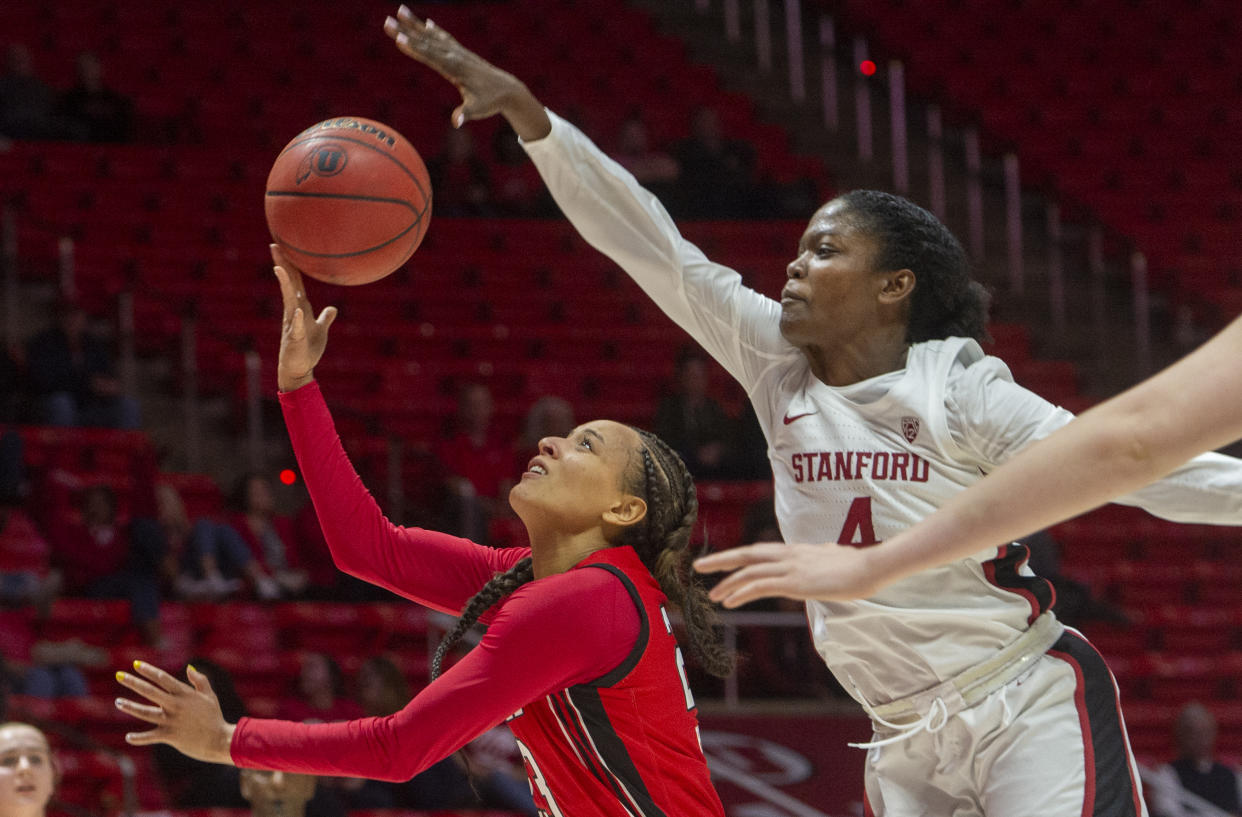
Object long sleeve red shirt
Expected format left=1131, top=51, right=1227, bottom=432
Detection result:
left=230, top=382, right=639, bottom=782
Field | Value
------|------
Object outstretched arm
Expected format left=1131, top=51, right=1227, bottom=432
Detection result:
left=116, top=570, right=638, bottom=780
left=697, top=313, right=1242, bottom=606
left=273, top=247, right=521, bottom=612
left=384, top=7, right=789, bottom=393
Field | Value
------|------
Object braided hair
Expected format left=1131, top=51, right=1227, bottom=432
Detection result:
left=836, top=189, right=991, bottom=344
left=429, top=429, right=735, bottom=681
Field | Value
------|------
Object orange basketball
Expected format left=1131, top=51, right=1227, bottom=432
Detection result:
left=265, top=116, right=432, bottom=285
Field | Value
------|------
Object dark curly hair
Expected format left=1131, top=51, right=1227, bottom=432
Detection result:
left=430, top=429, right=734, bottom=681
left=836, top=189, right=990, bottom=343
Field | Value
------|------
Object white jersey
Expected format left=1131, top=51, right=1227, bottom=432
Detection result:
left=523, top=111, right=1242, bottom=706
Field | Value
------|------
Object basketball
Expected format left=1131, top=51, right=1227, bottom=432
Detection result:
left=265, top=116, right=432, bottom=286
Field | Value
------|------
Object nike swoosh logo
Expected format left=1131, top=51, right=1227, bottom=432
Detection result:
left=783, top=411, right=817, bottom=425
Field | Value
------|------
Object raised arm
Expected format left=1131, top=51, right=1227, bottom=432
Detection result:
left=697, top=313, right=1242, bottom=605
left=384, top=7, right=789, bottom=392
left=273, top=248, right=518, bottom=613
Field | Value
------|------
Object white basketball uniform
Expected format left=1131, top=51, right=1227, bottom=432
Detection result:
left=524, top=111, right=1242, bottom=816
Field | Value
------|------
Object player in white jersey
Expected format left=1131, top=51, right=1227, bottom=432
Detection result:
left=385, top=9, right=1242, bottom=815
left=699, top=310, right=1242, bottom=605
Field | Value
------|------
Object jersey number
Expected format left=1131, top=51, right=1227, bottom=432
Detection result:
left=515, top=737, right=564, bottom=817
left=838, top=496, right=880, bottom=547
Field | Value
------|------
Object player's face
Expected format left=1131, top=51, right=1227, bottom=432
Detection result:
left=780, top=200, right=889, bottom=350
left=0, top=724, right=55, bottom=817
left=510, top=420, right=645, bottom=533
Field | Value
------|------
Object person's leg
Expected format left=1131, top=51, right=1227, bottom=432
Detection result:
left=974, top=634, right=1148, bottom=817
left=862, top=724, right=982, bottom=817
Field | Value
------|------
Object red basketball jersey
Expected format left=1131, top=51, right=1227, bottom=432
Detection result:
left=506, top=546, right=724, bottom=817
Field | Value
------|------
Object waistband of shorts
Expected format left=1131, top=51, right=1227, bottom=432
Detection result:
left=867, top=612, right=1064, bottom=726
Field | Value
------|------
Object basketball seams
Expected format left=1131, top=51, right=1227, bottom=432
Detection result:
left=273, top=132, right=431, bottom=204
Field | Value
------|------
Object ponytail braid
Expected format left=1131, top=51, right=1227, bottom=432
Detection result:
left=430, top=556, right=535, bottom=681
left=622, top=430, right=735, bottom=678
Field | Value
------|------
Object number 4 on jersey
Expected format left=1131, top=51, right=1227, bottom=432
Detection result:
left=838, top=496, right=880, bottom=547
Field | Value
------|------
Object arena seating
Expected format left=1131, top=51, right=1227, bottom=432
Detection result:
left=5, top=2, right=1242, bottom=812
left=824, top=0, right=1242, bottom=325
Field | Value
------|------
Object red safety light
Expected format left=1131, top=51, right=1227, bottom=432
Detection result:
left=860, top=60, right=877, bottom=76
left=279, top=469, right=297, bottom=486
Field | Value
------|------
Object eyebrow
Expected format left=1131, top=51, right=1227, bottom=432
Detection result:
left=800, top=229, right=842, bottom=247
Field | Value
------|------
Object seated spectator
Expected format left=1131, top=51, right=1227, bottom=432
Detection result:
left=674, top=106, right=758, bottom=218
left=350, top=655, right=475, bottom=810
left=46, top=483, right=163, bottom=647
left=154, top=483, right=281, bottom=602
left=613, top=114, right=679, bottom=193
left=227, top=473, right=308, bottom=598
left=1149, top=702, right=1242, bottom=817
left=240, top=769, right=321, bottom=817
left=435, top=383, right=513, bottom=544
left=491, top=122, right=550, bottom=216
left=653, top=347, right=735, bottom=479
left=0, top=617, right=99, bottom=699
left=0, top=44, right=58, bottom=140
left=277, top=652, right=364, bottom=724
left=0, top=721, right=56, bottom=817
left=426, top=125, right=491, bottom=216
left=57, top=52, right=132, bottom=143
left=24, top=301, right=140, bottom=430
left=462, top=725, right=538, bottom=816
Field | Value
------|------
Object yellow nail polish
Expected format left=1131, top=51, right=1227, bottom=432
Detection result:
left=187, top=664, right=197, bottom=675
left=116, top=671, right=126, bottom=682
left=133, top=660, right=143, bottom=670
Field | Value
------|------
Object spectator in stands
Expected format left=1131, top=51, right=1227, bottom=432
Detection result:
left=0, top=430, right=24, bottom=506
left=462, top=725, right=538, bottom=816
left=653, top=346, right=735, bottom=479
left=0, top=721, right=56, bottom=817
left=57, top=52, right=133, bottom=143
left=47, top=484, right=164, bottom=647
left=277, top=653, right=363, bottom=724
left=426, top=125, right=491, bottom=216
left=0, top=44, right=58, bottom=140
left=25, top=300, right=140, bottom=430
left=1150, top=702, right=1242, bottom=817
left=491, top=122, right=550, bottom=216
left=152, top=659, right=248, bottom=810
left=349, top=655, right=475, bottom=810
left=673, top=106, right=757, bottom=218
left=612, top=114, right=679, bottom=198
left=435, top=382, right=512, bottom=543
left=227, top=472, right=308, bottom=598
left=154, top=483, right=282, bottom=602
left=240, top=768, right=319, bottom=817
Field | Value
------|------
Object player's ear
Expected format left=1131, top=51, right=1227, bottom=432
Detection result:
left=604, top=495, right=647, bottom=528
left=878, top=268, right=915, bottom=304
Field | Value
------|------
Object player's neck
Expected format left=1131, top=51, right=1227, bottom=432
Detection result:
left=802, top=331, right=910, bottom=386
left=528, top=529, right=611, bottom=579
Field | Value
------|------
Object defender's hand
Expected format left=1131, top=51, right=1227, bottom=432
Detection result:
left=115, top=661, right=236, bottom=765
left=693, top=542, right=887, bottom=607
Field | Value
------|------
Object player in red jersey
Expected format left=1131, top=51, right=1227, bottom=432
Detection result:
left=114, top=248, right=733, bottom=817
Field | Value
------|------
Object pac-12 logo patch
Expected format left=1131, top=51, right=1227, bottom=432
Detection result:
left=296, top=143, right=349, bottom=184
left=901, top=416, right=920, bottom=443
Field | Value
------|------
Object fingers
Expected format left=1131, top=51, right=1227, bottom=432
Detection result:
left=693, top=542, right=789, bottom=574
left=275, top=265, right=298, bottom=323
left=114, top=696, right=168, bottom=726
left=186, top=664, right=215, bottom=696
left=115, top=666, right=176, bottom=709
left=316, top=305, right=339, bottom=331
left=713, top=575, right=792, bottom=609
left=707, top=561, right=791, bottom=605
left=129, top=660, right=188, bottom=698
left=123, top=728, right=167, bottom=747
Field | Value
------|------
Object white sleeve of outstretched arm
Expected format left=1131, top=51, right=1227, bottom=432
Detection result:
left=949, top=359, right=1242, bottom=525
left=521, top=110, right=791, bottom=393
